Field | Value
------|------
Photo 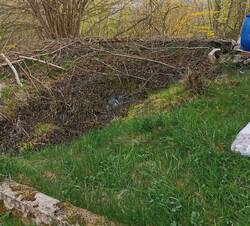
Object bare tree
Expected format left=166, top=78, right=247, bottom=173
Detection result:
left=25, top=0, right=90, bottom=39
left=208, top=0, right=248, bottom=38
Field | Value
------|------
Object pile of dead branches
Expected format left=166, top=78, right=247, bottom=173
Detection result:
left=0, top=38, right=230, bottom=153
left=0, top=38, right=231, bottom=88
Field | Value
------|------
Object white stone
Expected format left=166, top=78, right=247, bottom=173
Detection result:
left=231, top=123, right=250, bottom=157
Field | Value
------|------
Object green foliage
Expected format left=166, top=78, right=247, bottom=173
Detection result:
left=34, top=123, right=57, bottom=137
left=191, top=211, right=203, bottom=226
left=0, top=85, right=18, bottom=101
left=0, top=85, right=28, bottom=117
left=19, top=141, right=36, bottom=153
left=0, top=0, right=247, bottom=43
left=0, top=212, right=25, bottom=226
left=19, top=123, right=57, bottom=152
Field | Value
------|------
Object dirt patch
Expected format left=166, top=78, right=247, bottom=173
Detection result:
left=0, top=39, right=229, bottom=153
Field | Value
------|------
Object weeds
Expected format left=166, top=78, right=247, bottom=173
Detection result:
left=183, top=69, right=206, bottom=95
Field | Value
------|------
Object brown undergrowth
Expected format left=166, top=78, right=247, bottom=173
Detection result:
left=0, top=39, right=229, bottom=153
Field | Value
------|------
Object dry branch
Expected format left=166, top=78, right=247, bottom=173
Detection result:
left=90, top=47, right=177, bottom=70
left=19, top=55, right=65, bottom=71
left=0, top=53, right=23, bottom=87
left=0, top=59, right=24, bottom=68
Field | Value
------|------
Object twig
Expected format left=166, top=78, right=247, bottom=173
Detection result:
left=90, top=47, right=177, bottom=70
left=32, top=42, right=74, bottom=57
left=19, top=55, right=65, bottom=71
left=93, top=57, right=150, bottom=82
left=17, top=62, right=39, bottom=92
left=0, top=59, right=24, bottom=68
left=132, top=43, right=211, bottom=51
left=0, top=53, right=23, bottom=87
left=22, top=61, right=52, bottom=95
left=0, top=111, right=10, bottom=121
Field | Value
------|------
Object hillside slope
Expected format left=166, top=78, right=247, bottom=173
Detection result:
left=1, top=73, right=250, bottom=225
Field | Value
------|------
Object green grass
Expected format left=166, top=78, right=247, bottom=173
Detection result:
left=1, top=74, right=250, bottom=225
left=0, top=212, right=25, bottom=226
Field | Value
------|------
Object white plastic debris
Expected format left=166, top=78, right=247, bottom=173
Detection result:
left=231, top=123, right=250, bottom=156
left=208, top=48, right=221, bottom=64
left=233, top=37, right=241, bottom=51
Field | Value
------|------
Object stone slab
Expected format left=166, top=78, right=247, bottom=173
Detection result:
left=0, top=180, right=118, bottom=226
left=231, top=123, right=250, bottom=157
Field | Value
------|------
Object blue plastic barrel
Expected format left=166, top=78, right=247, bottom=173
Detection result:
left=241, top=14, right=250, bottom=51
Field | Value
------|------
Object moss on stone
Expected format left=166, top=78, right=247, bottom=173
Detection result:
left=10, top=184, right=37, bottom=202
left=56, top=202, right=114, bottom=225
left=56, top=202, right=87, bottom=225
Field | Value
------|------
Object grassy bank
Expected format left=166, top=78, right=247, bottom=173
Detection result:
left=1, top=74, right=250, bottom=225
